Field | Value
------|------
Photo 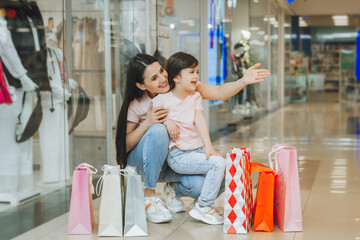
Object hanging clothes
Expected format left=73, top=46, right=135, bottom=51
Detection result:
left=72, top=17, right=101, bottom=97
left=0, top=59, right=11, bottom=104
left=0, top=0, right=50, bottom=91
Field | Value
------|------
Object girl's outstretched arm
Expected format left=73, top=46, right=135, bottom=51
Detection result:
left=195, top=63, right=270, bottom=100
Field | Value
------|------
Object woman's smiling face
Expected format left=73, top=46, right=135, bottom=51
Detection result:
left=136, top=62, right=170, bottom=98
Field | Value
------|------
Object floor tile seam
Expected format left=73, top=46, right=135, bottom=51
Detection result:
left=301, top=176, right=314, bottom=216
left=165, top=215, right=191, bottom=239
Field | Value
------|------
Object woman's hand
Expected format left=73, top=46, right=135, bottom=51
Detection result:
left=242, top=63, right=271, bottom=85
left=142, top=102, right=169, bottom=128
left=205, top=144, right=224, bottom=160
left=164, top=119, right=180, bottom=140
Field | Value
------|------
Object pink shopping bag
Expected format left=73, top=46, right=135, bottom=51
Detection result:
left=269, top=144, right=303, bottom=232
left=68, top=163, right=97, bottom=235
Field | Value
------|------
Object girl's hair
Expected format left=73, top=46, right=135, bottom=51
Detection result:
left=165, top=52, right=199, bottom=90
left=116, top=54, right=158, bottom=168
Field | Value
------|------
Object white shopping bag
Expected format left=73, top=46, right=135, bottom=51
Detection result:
left=224, top=148, right=253, bottom=234
left=96, top=165, right=123, bottom=237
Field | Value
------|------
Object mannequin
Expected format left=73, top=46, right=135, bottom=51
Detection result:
left=38, top=29, right=75, bottom=183
left=231, top=42, right=246, bottom=113
left=0, top=15, right=37, bottom=195
left=231, top=31, right=257, bottom=116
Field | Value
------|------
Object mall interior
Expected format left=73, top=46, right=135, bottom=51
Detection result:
left=0, top=0, right=359, bottom=239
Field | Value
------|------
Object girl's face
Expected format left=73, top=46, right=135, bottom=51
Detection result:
left=136, top=62, right=169, bottom=98
left=175, top=66, right=199, bottom=92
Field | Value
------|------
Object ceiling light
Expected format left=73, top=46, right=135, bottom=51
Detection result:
left=332, top=15, right=348, bottom=20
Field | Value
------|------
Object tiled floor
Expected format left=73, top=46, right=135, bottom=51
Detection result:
left=11, top=98, right=360, bottom=240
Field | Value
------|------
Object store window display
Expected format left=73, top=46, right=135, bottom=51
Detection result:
left=0, top=1, right=45, bottom=202
left=230, top=31, right=263, bottom=116
left=0, top=0, right=77, bottom=205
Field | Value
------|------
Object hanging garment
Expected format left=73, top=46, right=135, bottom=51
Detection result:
left=0, top=59, right=12, bottom=104
left=72, top=17, right=103, bottom=131
left=0, top=0, right=50, bottom=91
left=72, top=17, right=101, bottom=97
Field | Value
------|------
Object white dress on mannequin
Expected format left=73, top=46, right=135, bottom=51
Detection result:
left=0, top=16, right=36, bottom=193
left=39, top=43, right=70, bottom=183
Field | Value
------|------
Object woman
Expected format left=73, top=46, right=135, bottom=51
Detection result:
left=116, top=54, right=270, bottom=224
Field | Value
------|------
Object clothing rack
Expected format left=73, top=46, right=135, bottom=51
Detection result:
left=73, top=69, right=105, bottom=73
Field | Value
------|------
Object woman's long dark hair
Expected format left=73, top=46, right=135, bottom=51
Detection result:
left=165, top=52, right=199, bottom=90
left=116, top=54, right=158, bottom=168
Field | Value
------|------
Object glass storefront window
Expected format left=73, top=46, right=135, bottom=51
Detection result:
left=0, top=1, right=203, bottom=235
left=269, top=3, right=278, bottom=110
left=249, top=0, right=269, bottom=111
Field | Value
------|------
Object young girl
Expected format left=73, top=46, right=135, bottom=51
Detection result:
left=151, top=52, right=225, bottom=225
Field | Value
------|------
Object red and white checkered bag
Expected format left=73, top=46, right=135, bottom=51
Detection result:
left=223, top=148, right=253, bottom=234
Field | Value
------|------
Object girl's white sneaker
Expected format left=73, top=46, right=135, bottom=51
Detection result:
left=189, top=202, right=224, bottom=225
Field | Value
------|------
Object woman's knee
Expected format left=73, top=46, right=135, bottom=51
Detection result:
left=146, top=123, right=170, bottom=144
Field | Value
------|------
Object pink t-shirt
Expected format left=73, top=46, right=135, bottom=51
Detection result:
left=151, top=91, right=204, bottom=151
left=127, top=92, right=152, bottom=124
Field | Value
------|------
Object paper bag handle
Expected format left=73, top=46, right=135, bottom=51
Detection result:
left=268, top=144, right=288, bottom=171
left=77, top=163, right=97, bottom=194
left=95, top=164, right=138, bottom=196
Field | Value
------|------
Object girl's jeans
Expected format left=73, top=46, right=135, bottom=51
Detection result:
left=167, top=146, right=226, bottom=207
left=127, top=124, right=206, bottom=198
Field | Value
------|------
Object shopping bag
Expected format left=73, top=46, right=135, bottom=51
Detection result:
left=68, top=163, right=97, bottom=235
left=269, top=144, right=303, bottom=232
left=224, top=148, right=253, bottom=234
left=250, top=162, right=275, bottom=232
left=123, top=166, right=148, bottom=237
left=96, top=165, right=123, bottom=237
left=0, top=60, right=12, bottom=104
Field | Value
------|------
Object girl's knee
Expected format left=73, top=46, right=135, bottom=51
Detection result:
left=179, top=175, right=204, bottom=198
left=210, top=156, right=226, bottom=170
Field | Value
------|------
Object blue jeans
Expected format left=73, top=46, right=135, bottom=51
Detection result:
left=127, top=124, right=205, bottom=198
left=167, top=147, right=226, bottom=207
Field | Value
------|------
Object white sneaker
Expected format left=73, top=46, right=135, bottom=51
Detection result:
left=190, top=200, right=223, bottom=215
left=144, top=196, right=172, bottom=223
left=189, top=202, right=224, bottom=225
left=162, top=183, right=186, bottom=213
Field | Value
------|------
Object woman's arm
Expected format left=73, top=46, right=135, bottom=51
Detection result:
left=125, top=121, right=149, bottom=152
left=194, top=110, right=223, bottom=159
left=125, top=102, right=168, bottom=152
left=196, top=63, right=270, bottom=100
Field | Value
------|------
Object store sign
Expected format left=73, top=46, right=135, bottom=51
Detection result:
left=288, top=0, right=295, bottom=3
left=356, top=30, right=360, bottom=81
left=341, top=50, right=355, bottom=71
